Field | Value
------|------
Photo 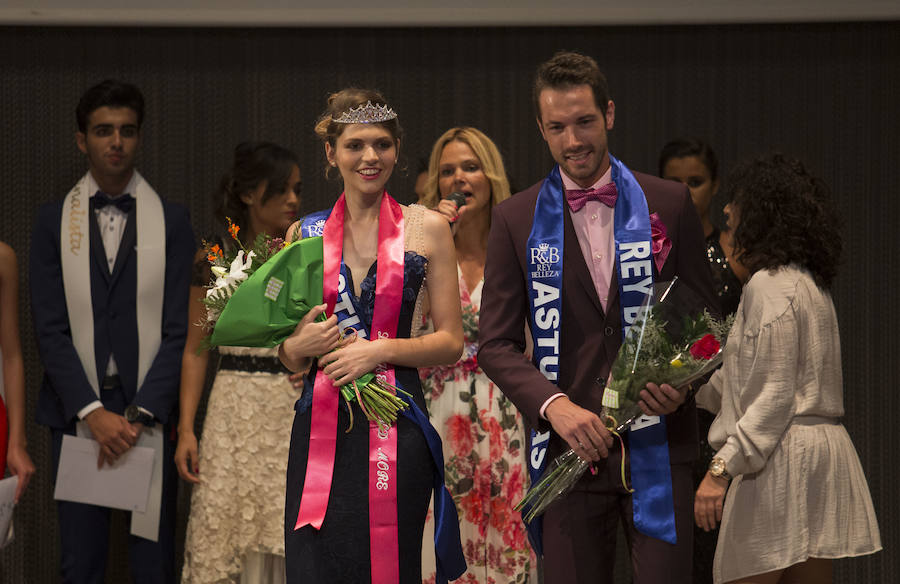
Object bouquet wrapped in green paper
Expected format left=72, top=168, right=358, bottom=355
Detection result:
left=202, top=226, right=410, bottom=430
left=208, top=235, right=324, bottom=348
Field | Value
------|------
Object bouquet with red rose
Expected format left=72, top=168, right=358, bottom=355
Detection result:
left=516, top=277, right=732, bottom=522
left=599, top=276, right=733, bottom=433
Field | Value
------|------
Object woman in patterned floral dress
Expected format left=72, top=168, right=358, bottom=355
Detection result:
left=419, top=127, right=534, bottom=584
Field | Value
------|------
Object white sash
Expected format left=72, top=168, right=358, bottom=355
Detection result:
left=59, top=170, right=166, bottom=541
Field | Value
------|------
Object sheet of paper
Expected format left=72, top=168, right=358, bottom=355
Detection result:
left=129, top=425, right=164, bottom=542
left=53, top=435, right=155, bottom=512
left=0, top=476, right=17, bottom=548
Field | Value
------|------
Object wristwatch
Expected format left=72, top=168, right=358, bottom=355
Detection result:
left=124, top=405, right=155, bottom=426
left=708, top=457, right=732, bottom=481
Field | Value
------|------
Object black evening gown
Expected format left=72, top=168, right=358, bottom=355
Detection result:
left=285, top=252, right=434, bottom=584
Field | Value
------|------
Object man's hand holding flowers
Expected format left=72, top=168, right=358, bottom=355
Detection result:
left=638, top=382, right=689, bottom=418
left=545, top=397, right=613, bottom=462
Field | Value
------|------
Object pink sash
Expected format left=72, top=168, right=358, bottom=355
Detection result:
left=294, top=192, right=405, bottom=583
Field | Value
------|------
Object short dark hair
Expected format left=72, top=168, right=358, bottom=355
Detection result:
left=726, top=153, right=842, bottom=288
left=533, top=51, right=611, bottom=121
left=76, top=79, right=145, bottom=132
left=658, top=137, right=719, bottom=182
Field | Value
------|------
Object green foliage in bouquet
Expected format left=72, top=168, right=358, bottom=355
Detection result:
left=602, top=306, right=733, bottom=432
left=516, top=277, right=734, bottom=523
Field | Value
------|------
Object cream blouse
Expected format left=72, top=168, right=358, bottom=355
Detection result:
left=696, top=265, right=845, bottom=477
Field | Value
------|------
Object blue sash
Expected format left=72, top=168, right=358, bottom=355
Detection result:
left=610, top=157, right=676, bottom=545
left=299, top=211, right=467, bottom=581
left=525, top=157, right=676, bottom=552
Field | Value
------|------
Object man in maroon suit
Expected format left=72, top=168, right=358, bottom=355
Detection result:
left=478, top=52, right=717, bottom=583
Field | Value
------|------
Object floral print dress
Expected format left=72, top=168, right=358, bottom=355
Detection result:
left=420, top=267, right=534, bottom=584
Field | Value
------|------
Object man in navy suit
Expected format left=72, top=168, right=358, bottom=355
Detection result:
left=30, top=80, right=194, bottom=583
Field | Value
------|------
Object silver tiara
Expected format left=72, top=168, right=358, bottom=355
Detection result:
left=333, top=101, right=398, bottom=124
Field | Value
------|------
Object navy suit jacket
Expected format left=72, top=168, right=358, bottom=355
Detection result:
left=30, top=187, right=195, bottom=430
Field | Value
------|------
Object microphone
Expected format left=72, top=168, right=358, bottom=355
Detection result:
left=446, top=191, right=467, bottom=210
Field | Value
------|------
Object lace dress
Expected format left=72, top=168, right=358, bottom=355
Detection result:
left=419, top=268, right=533, bottom=584
left=284, top=204, right=435, bottom=584
left=182, top=345, right=299, bottom=584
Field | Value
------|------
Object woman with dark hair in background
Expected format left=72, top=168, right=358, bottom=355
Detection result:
left=693, top=153, right=881, bottom=583
left=176, top=142, right=301, bottom=584
left=659, top=137, right=745, bottom=584
left=659, top=137, right=747, bottom=315
left=418, top=127, right=533, bottom=583
left=278, top=89, right=465, bottom=584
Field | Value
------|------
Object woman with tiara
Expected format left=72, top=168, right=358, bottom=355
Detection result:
left=418, top=127, right=533, bottom=584
left=278, top=89, right=466, bottom=584
left=176, top=142, right=302, bottom=583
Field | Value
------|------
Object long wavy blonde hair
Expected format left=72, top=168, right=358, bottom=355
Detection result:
left=421, top=127, right=511, bottom=215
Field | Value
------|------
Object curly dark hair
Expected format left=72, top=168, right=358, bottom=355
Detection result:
left=726, top=153, right=842, bottom=288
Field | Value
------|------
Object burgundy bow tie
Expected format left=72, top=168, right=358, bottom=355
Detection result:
left=565, top=183, right=617, bottom=212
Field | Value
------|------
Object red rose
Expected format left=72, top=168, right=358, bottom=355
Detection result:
left=690, top=334, right=720, bottom=360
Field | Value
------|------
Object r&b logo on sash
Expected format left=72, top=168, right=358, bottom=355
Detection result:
left=307, top=219, right=326, bottom=237
left=529, top=242, right=560, bottom=279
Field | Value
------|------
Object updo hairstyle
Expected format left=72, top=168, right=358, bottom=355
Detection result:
left=314, top=88, right=403, bottom=148
left=215, top=141, right=300, bottom=246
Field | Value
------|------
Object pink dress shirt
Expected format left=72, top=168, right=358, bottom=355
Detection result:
left=540, top=166, right=616, bottom=418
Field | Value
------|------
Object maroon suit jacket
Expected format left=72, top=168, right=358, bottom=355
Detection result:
left=478, top=169, right=717, bottom=464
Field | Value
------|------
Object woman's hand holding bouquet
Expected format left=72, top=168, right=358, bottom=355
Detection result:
left=203, top=222, right=412, bottom=431
left=277, top=303, right=340, bottom=372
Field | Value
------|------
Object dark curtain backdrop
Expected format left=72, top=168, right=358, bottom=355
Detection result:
left=1, top=22, right=897, bottom=583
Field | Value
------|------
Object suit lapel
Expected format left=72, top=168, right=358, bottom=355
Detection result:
left=88, top=207, right=111, bottom=283
left=110, top=208, right=136, bottom=288
left=563, top=207, right=604, bottom=318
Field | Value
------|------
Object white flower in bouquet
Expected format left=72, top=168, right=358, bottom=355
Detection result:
left=210, top=250, right=255, bottom=293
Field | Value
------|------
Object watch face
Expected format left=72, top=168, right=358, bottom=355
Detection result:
left=710, top=458, right=725, bottom=475
left=125, top=405, right=141, bottom=422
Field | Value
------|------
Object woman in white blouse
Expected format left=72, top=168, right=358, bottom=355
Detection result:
left=693, top=154, right=881, bottom=584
